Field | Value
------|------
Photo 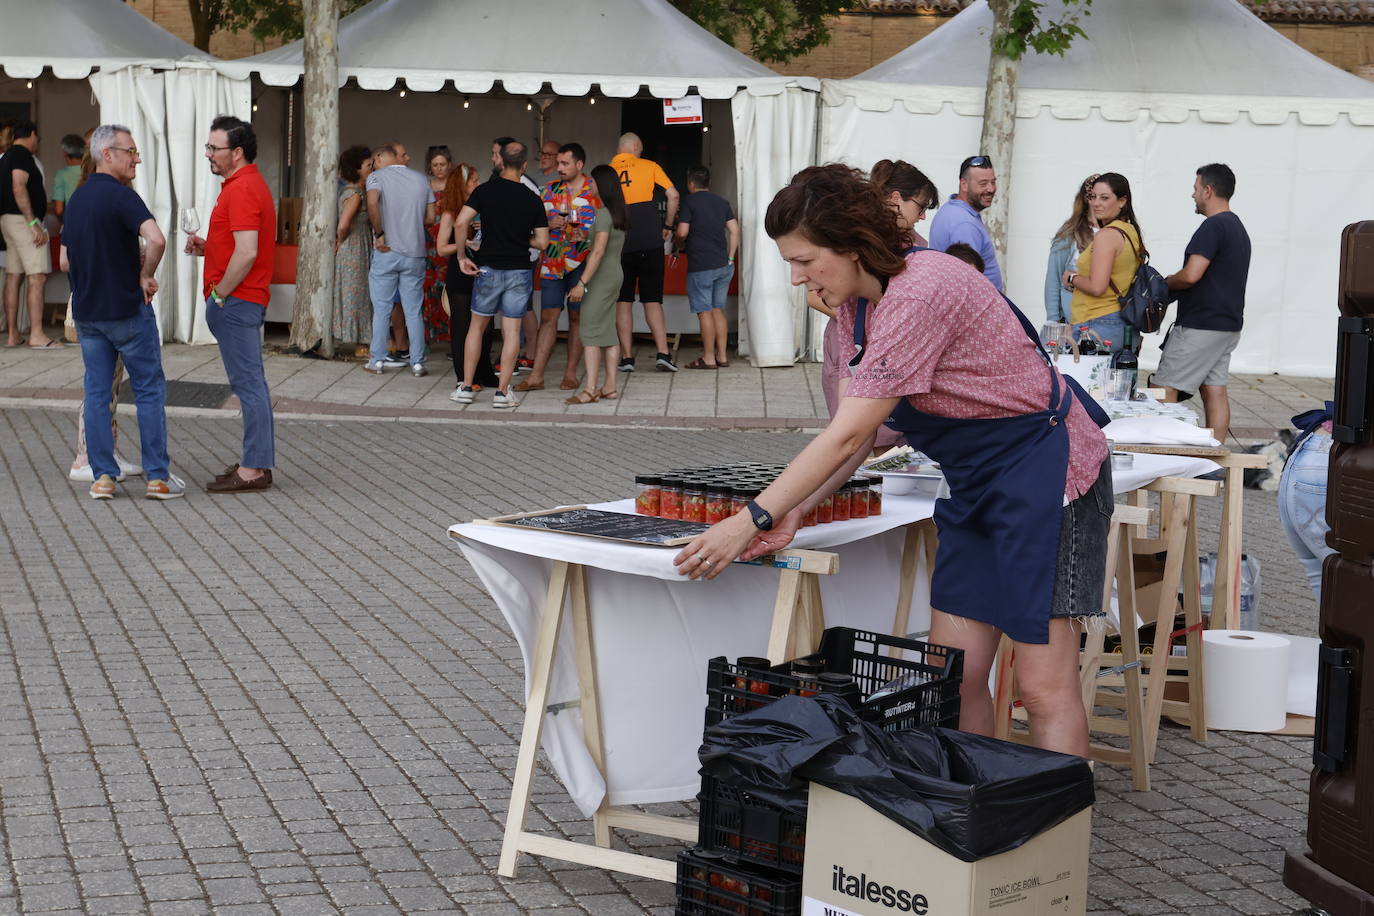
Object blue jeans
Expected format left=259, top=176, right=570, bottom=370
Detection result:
left=540, top=264, right=584, bottom=312
left=1074, top=312, right=1128, bottom=354
left=1278, top=432, right=1334, bottom=602
left=205, top=295, right=275, bottom=469
left=368, top=249, right=426, bottom=365
left=472, top=267, right=533, bottom=319
left=76, top=304, right=169, bottom=481
left=687, top=264, right=733, bottom=314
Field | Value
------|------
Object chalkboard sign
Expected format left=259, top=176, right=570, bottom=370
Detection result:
left=478, top=506, right=709, bottom=547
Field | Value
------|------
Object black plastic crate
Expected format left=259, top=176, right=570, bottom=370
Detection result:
left=676, top=847, right=801, bottom=916
left=697, top=775, right=806, bottom=875
left=704, top=627, right=962, bottom=732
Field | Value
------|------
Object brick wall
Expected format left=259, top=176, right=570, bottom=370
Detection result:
left=741, top=11, right=1374, bottom=80
left=126, top=0, right=281, bottom=60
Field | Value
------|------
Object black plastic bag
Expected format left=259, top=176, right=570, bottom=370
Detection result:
left=699, top=694, right=1094, bottom=862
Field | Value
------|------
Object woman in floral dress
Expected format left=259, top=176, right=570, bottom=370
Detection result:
left=423, top=146, right=453, bottom=343
left=333, top=145, right=374, bottom=356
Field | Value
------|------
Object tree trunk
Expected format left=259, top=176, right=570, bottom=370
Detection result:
left=980, top=0, right=1020, bottom=277
left=187, top=0, right=213, bottom=52
left=288, top=0, right=340, bottom=357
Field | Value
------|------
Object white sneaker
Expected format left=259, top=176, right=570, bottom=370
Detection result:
left=450, top=385, right=476, bottom=404
left=412, top=363, right=429, bottom=378
left=492, top=389, right=519, bottom=409
left=363, top=360, right=388, bottom=374
left=69, top=454, right=142, bottom=483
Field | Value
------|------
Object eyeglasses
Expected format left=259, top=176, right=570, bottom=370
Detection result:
left=960, top=155, right=992, bottom=172
left=203, top=143, right=231, bottom=154
left=109, top=146, right=139, bottom=157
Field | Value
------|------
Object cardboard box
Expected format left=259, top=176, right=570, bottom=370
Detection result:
left=801, top=783, right=1090, bottom=916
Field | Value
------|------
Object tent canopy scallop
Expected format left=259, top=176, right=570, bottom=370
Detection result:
left=0, top=0, right=213, bottom=78
left=830, top=0, right=1374, bottom=123
left=214, top=0, right=804, bottom=98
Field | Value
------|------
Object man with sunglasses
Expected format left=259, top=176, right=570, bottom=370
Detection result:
left=928, top=154, right=1003, bottom=291
left=185, top=115, right=276, bottom=493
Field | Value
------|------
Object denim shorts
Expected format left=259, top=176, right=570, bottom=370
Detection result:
left=472, top=267, right=534, bottom=319
left=687, top=264, right=733, bottom=314
left=1049, top=457, right=1113, bottom=620
left=540, top=263, right=584, bottom=312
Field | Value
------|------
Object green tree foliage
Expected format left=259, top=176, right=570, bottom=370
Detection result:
left=184, top=0, right=367, bottom=51
left=670, top=0, right=849, bottom=63
left=992, top=0, right=1092, bottom=61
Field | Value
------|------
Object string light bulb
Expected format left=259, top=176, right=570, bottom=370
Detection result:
left=463, top=96, right=470, bottom=109
left=589, top=96, right=596, bottom=105
left=703, top=123, right=711, bottom=133
left=252, top=103, right=259, bottom=113
left=399, top=89, right=407, bottom=98
left=526, top=100, right=533, bottom=111
left=25, top=81, right=33, bottom=89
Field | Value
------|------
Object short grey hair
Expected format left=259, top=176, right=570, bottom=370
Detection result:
left=89, top=124, right=133, bottom=159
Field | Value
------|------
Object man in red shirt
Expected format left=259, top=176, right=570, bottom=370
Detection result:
left=185, top=116, right=276, bottom=493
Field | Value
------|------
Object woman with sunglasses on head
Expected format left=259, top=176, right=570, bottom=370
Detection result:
left=675, top=164, right=1112, bottom=757
left=1044, top=173, right=1100, bottom=326
left=1060, top=172, right=1144, bottom=355
left=815, top=159, right=938, bottom=443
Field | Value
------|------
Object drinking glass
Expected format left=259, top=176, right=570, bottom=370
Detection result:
left=180, top=208, right=200, bottom=235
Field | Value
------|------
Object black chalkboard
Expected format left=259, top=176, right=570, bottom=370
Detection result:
left=479, top=507, right=709, bottom=547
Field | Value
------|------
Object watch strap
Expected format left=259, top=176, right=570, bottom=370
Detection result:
left=746, top=499, right=773, bottom=531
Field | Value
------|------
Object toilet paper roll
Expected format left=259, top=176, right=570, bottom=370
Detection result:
left=1203, top=630, right=1291, bottom=732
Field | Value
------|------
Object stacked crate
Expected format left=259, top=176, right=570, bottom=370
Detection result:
left=675, top=628, right=963, bottom=916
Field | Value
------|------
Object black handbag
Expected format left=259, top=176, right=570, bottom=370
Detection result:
left=1108, top=225, right=1171, bottom=333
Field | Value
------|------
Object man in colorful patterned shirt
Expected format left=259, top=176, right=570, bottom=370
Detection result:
left=519, top=142, right=602, bottom=392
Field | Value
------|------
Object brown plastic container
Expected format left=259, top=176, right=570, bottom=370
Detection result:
left=1286, top=221, right=1374, bottom=912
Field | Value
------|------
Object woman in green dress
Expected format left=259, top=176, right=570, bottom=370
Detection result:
left=566, top=164, right=628, bottom=404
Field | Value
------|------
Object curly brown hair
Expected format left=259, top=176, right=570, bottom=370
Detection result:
left=765, top=164, right=910, bottom=285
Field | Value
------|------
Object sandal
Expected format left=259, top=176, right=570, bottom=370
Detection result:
left=598, top=388, right=619, bottom=400
left=513, top=380, right=544, bottom=392
left=685, top=358, right=718, bottom=370
left=564, top=390, right=600, bottom=405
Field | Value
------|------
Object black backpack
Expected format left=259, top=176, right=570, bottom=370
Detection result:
left=1108, top=225, right=1171, bottom=333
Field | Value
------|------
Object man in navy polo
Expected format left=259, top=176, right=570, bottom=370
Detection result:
left=928, top=155, right=1003, bottom=291
left=61, top=124, right=182, bottom=500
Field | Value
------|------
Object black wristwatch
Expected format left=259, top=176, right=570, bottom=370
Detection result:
left=746, top=499, right=773, bottom=531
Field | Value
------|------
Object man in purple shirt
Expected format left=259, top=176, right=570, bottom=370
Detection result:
left=927, top=155, right=1003, bottom=291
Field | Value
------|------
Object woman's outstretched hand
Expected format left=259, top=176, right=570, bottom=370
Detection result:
left=674, top=508, right=804, bottom=580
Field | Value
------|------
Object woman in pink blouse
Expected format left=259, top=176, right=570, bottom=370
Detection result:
left=676, top=165, right=1112, bottom=757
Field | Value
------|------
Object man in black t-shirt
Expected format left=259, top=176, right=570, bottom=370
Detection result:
left=1, top=120, right=61, bottom=349
left=675, top=167, right=739, bottom=369
left=451, top=140, right=548, bottom=408
left=1156, top=163, right=1252, bottom=442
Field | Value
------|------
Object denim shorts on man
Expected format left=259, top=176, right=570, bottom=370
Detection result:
left=472, top=266, right=533, bottom=319
left=687, top=264, right=733, bottom=314
left=540, top=263, right=584, bottom=313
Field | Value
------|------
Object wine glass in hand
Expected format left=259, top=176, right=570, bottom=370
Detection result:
left=180, top=208, right=200, bottom=235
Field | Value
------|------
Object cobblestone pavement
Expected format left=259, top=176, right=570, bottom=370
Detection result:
left=0, top=404, right=1323, bottom=915
left=0, top=336, right=1333, bottom=440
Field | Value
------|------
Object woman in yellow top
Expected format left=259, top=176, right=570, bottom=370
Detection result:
left=1060, top=172, right=1143, bottom=355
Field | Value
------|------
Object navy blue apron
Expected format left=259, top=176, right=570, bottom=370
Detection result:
left=850, top=250, right=1107, bottom=644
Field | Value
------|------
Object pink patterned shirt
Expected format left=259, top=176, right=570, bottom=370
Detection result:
left=838, top=249, right=1109, bottom=500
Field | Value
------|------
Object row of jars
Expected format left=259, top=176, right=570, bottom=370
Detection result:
left=634, top=473, right=882, bottom=525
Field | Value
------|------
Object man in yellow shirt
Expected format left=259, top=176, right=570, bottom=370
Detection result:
left=610, top=132, right=680, bottom=372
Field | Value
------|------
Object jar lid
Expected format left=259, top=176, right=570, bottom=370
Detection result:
left=634, top=474, right=661, bottom=485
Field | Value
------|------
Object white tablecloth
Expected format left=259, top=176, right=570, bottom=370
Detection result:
left=448, top=452, right=1220, bottom=817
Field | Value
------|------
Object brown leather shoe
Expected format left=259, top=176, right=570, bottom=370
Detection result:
left=206, top=470, right=273, bottom=493
left=213, top=464, right=272, bottom=485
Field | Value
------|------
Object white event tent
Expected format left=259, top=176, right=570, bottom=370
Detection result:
left=820, top=0, right=1374, bottom=376
left=214, top=0, right=819, bottom=365
left=0, top=0, right=250, bottom=343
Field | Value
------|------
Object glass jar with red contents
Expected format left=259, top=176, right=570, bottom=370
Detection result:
left=868, top=480, right=883, bottom=516
left=633, top=474, right=661, bottom=516
left=802, top=503, right=818, bottom=527
left=850, top=478, right=871, bottom=519
left=682, top=479, right=707, bottom=523
left=731, top=483, right=760, bottom=516
left=831, top=481, right=852, bottom=522
left=659, top=476, right=684, bottom=520
left=817, top=492, right=834, bottom=524
left=705, top=485, right=732, bottom=524
left=735, top=656, right=773, bottom=711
